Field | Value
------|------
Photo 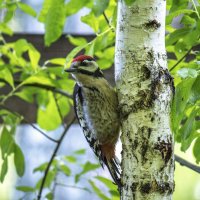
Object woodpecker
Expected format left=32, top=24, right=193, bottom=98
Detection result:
left=65, top=55, right=121, bottom=188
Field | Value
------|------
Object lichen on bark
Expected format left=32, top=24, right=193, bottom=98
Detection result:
left=115, top=0, right=174, bottom=199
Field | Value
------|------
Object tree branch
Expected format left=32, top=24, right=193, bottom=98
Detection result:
left=169, top=47, right=193, bottom=72
left=0, top=79, right=73, bottom=99
left=175, top=154, right=200, bottom=174
left=14, top=80, right=73, bottom=99
left=25, top=122, right=59, bottom=143
left=0, top=105, right=59, bottom=143
left=37, top=116, right=76, bottom=200
left=103, top=12, right=115, bottom=32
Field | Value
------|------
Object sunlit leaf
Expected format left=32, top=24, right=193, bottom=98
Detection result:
left=0, top=158, right=8, bottom=183
left=67, top=35, right=87, bottom=47
left=14, top=144, right=25, bottom=177
left=171, top=78, right=195, bottom=134
left=18, top=2, right=37, bottom=17
left=89, top=180, right=110, bottom=200
left=0, top=68, right=14, bottom=88
left=193, top=137, right=200, bottom=164
left=60, top=165, right=71, bottom=176
left=74, top=149, right=86, bottom=155
left=95, top=176, right=118, bottom=191
left=33, top=162, right=48, bottom=173
left=38, top=0, right=53, bottom=22
left=37, top=92, right=62, bottom=130
left=93, top=0, right=109, bottom=17
left=0, top=127, right=14, bottom=159
left=124, top=0, right=136, bottom=6
left=75, top=161, right=100, bottom=182
left=45, top=0, right=66, bottom=46
left=65, top=0, right=91, bottom=16
left=64, top=43, right=90, bottom=69
left=64, top=156, right=77, bottom=163
left=16, top=186, right=35, bottom=192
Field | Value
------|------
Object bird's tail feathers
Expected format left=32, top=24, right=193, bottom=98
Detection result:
left=104, top=156, right=122, bottom=190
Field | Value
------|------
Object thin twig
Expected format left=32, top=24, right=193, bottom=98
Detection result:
left=169, top=47, right=193, bottom=72
left=37, top=116, right=76, bottom=200
left=13, top=80, right=73, bottom=99
left=175, top=154, right=200, bottom=174
left=0, top=105, right=59, bottom=143
left=53, top=93, right=65, bottom=127
left=25, top=121, right=59, bottom=143
left=56, top=182, right=92, bottom=193
left=103, top=11, right=115, bottom=32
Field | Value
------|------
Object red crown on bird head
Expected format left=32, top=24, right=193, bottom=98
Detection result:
left=72, top=55, right=94, bottom=63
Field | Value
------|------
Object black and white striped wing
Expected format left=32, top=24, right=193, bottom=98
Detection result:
left=73, top=84, right=104, bottom=166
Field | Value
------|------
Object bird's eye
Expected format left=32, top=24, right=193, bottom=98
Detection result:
left=82, top=60, right=89, bottom=66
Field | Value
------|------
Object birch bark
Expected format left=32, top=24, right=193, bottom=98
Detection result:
left=115, top=1, right=174, bottom=199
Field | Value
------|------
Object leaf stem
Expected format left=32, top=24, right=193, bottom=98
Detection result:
left=169, top=47, right=193, bottom=72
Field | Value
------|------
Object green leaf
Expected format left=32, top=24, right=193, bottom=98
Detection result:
left=95, top=176, right=118, bottom=191
left=36, top=170, right=56, bottom=189
left=45, top=0, right=66, bottom=46
left=65, top=0, right=91, bottom=16
left=14, top=144, right=25, bottom=177
left=171, top=78, right=195, bottom=133
left=0, top=127, right=15, bottom=159
left=166, top=9, right=194, bottom=25
left=14, top=39, right=40, bottom=69
left=177, top=68, right=198, bottom=79
left=38, top=0, right=53, bottom=22
left=45, top=58, right=66, bottom=66
left=33, top=162, right=48, bottom=173
left=45, top=192, right=53, bottom=200
left=22, top=75, right=57, bottom=87
left=57, top=96, right=70, bottom=117
left=181, top=15, right=196, bottom=26
left=16, top=186, right=35, bottom=192
left=124, top=0, right=136, bottom=6
left=74, top=149, right=86, bottom=155
left=18, top=2, right=37, bottom=17
left=81, top=12, right=99, bottom=33
left=89, top=180, right=110, bottom=200
left=64, top=43, right=90, bottom=69
left=64, top=156, right=77, bottom=163
left=60, top=165, right=71, bottom=176
left=0, top=23, right=13, bottom=35
left=180, top=108, right=199, bottom=140
left=92, top=0, right=109, bottom=17
left=170, top=0, right=188, bottom=13
left=75, top=161, right=100, bottom=182
left=67, top=35, right=87, bottom=47
left=37, top=92, right=62, bottom=130
left=166, top=28, right=191, bottom=46
left=190, top=75, right=200, bottom=103
left=0, top=158, right=8, bottom=183
left=15, top=87, right=36, bottom=103
left=193, top=137, right=200, bottom=164
left=0, top=68, right=14, bottom=88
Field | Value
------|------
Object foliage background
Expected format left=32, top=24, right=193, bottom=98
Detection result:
left=0, top=0, right=200, bottom=199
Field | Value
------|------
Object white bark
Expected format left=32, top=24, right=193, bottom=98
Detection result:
left=115, top=0, right=174, bottom=200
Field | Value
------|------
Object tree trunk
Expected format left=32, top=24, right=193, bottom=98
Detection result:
left=115, top=1, right=174, bottom=199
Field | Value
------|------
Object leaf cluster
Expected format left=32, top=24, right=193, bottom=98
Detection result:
left=167, top=0, right=200, bottom=163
